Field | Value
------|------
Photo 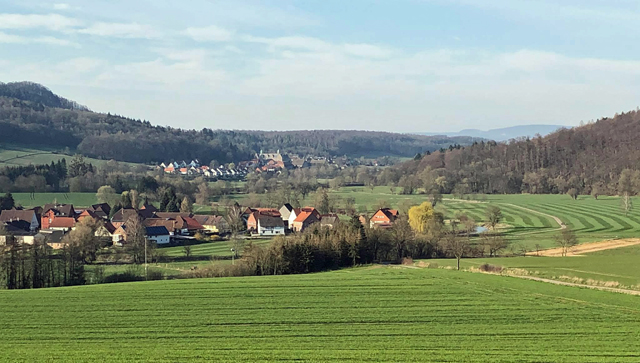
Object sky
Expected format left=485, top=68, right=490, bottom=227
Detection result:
left=1, top=0, right=640, bottom=133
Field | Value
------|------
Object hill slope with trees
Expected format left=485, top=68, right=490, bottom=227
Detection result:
left=397, top=110, right=640, bottom=196
left=0, top=82, right=478, bottom=164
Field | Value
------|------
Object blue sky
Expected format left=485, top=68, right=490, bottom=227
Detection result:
left=1, top=0, right=640, bottom=132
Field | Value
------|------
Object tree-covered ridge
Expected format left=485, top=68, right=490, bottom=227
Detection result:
left=0, top=82, right=478, bottom=164
left=0, top=82, right=89, bottom=111
left=398, top=110, right=640, bottom=195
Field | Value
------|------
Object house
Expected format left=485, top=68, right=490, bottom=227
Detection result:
left=41, top=204, right=75, bottom=229
left=291, top=210, right=320, bottom=232
left=0, top=209, right=40, bottom=232
left=37, top=229, right=65, bottom=249
left=140, top=202, right=158, bottom=213
left=145, top=226, right=171, bottom=245
left=193, top=215, right=228, bottom=233
left=279, top=203, right=294, bottom=226
left=320, top=214, right=340, bottom=229
left=87, top=203, right=111, bottom=219
left=256, top=214, right=285, bottom=236
left=143, top=218, right=177, bottom=235
left=288, top=207, right=320, bottom=228
left=111, top=208, right=156, bottom=229
left=48, top=217, right=76, bottom=232
left=370, top=208, right=399, bottom=228
left=174, top=216, right=204, bottom=235
left=164, top=164, right=176, bottom=174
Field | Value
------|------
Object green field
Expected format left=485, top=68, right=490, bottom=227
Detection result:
left=11, top=192, right=98, bottom=208
left=431, top=244, right=640, bottom=289
left=0, top=267, right=639, bottom=362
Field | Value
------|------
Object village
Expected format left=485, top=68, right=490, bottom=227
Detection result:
left=0, top=197, right=401, bottom=250
left=158, top=150, right=391, bottom=179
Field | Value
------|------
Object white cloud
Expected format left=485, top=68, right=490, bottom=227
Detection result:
left=183, top=25, right=233, bottom=42
left=243, top=35, right=332, bottom=52
left=342, top=44, right=392, bottom=59
left=0, top=13, right=82, bottom=30
left=0, top=31, right=79, bottom=47
left=78, top=22, right=160, bottom=39
left=53, top=4, right=71, bottom=10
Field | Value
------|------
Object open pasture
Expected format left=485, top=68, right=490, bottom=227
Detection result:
left=10, top=192, right=99, bottom=208
left=0, top=267, right=639, bottom=362
left=431, top=244, right=640, bottom=290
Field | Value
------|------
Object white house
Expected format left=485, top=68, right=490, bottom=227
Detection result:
left=257, top=215, right=285, bottom=236
left=145, top=226, right=171, bottom=245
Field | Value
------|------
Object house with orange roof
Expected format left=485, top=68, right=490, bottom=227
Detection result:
left=290, top=210, right=320, bottom=232
left=370, top=208, right=399, bottom=229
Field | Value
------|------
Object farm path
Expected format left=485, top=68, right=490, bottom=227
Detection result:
left=509, top=274, right=640, bottom=296
left=532, top=238, right=640, bottom=257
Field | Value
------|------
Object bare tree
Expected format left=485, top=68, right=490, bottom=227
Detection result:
left=554, top=228, right=578, bottom=257
left=482, top=233, right=508, bottom=257
left=445, top=230, right=470, bottom=270
left=485, top=205, right=502, bottom=231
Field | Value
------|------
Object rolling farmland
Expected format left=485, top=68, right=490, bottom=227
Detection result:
left=0, top=267, right=639, bottom=362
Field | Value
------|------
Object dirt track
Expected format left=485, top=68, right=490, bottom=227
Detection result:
left=531, top=238, right=640, bottom=257
left=509, top=275, right=640, bottom=296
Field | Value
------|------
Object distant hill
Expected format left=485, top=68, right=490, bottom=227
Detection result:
left=0, top=81, right=89, bottom=111
left=418, top=124, right=566, bottom=141
left=0, top=81, right=479, bottom=164
left=399, top=111, right=640, bottom=195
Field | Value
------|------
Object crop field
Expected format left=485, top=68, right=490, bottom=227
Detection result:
left=10, top=192, right=99, bottom=208
left=431, top=244, right=640, bottom=289
left=0, top=267, right=639, bottom=362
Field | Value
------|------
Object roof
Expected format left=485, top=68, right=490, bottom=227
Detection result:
left=43, top=204, right=74, bottom=217
left=145, top=226, right=170, bottom=236
left=320, top=214, right=339, bottom=226
left=140, top=203, right=158, bottom=213
left=174, top=216, right=204, bottom=230
left=153, top=212, right=193, bottom=220
left=111, top=208, right=140, bottom=223
left=3, top=220, right=32, bottom=233
left=104, top=221, right=117, bottom=234
left=48, top=217, right=76, bottom=228
left=143, top=218, right=176, bottom=231
left=281, top=203, right=293, bottom=212
left=78, top=209, right=100, bottom=220
left=89, top=203, right=111, bottom=218
left=293, top=211, right=313, bottom=223
left=192, top=215, right=224, bottom=226
left=0, top=209, right=36, bottom=223
left=257, top=214, right=285, bottom=228
left=374, top=208, right=399, bottom=221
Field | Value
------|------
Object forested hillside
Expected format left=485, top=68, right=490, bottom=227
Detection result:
left=0, top=82, right=477, bottom=164
left=398, top=110, right=640, bottom=196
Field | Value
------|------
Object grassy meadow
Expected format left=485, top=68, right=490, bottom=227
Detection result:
left=431, top=244, right=640, bottom=290
left=0, top=267, right=639, bottom=362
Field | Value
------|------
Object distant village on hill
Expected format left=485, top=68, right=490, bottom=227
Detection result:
left=159, top=150, right=394, bottom=180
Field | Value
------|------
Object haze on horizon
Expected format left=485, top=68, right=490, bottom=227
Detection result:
left=1, top=0, right=639, bottom=133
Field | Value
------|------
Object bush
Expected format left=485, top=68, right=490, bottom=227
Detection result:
left=401, top=257, right=414, bottom=266
left=478, top=263, right=503, bottom=273
left=181, top=262, right=255, bottom=279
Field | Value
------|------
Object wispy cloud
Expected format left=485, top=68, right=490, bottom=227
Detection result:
left=53, top=3, right=71, bottom=11
left=183, top=25, right=234, bottom=42
left=0, top=31, right=79, bottom=47
left=77, top=22, right=161, bottom=39
left=0, top=13, right=81, bottom=30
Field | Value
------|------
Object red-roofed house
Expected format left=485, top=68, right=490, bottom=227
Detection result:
left=370, top=208, right=399, bottom=228
left=290, top=210, right=320, bottom=232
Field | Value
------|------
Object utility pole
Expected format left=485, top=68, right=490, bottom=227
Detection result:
left=144, top=237, right=148, bottom=281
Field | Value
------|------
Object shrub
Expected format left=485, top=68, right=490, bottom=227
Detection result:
left=401, top=257, right=414, bottom=266
left=478, top=263, right=503, bottom=273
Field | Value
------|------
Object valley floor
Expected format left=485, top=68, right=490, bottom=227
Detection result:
left=0, top=267, right=639, bottom=362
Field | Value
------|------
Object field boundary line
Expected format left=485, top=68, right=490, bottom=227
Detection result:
left=531, top=238, right=640, bottom=257
left=506, top=274, right=640, bottom=296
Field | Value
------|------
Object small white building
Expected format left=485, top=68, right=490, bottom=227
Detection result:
left=145, top=226, right=171, bottom=245
left=257, top=215, right=285, bottom=236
